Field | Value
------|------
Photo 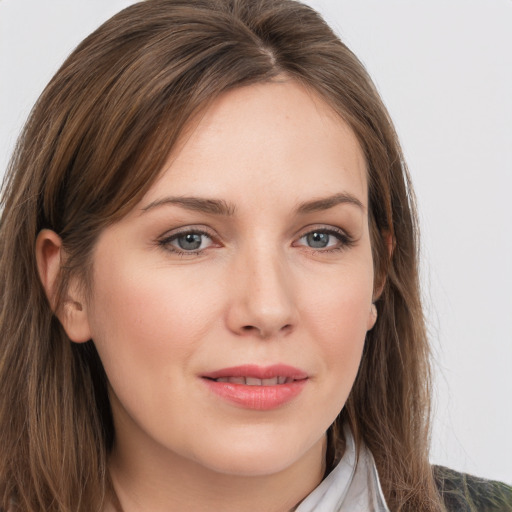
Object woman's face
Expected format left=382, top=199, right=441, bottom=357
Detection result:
left=84, top=80, right=376, bottom=477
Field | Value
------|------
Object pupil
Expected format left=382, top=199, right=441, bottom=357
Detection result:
left=307, top=232, right=328, bottom=248
left=178, top=233, right=202, bottom=250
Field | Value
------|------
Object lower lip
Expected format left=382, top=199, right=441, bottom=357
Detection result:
left=202, top=378, right=307, bottom=410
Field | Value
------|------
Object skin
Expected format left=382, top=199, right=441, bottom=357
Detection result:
left=37, top=79, right=377, bottom=512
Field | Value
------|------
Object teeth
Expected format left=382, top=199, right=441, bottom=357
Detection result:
left=214, top=376, right=291, bottom=385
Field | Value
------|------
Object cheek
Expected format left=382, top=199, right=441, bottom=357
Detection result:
left=86, top=254, right=223, bottom=393
left=298, top=257, right=373, bottom=394
left=301, top=253, right=374, bottom=335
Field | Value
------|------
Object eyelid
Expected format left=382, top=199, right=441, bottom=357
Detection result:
left=294, top=224, right=351, bottom=240
left=159, top=224, right=216, bottom=238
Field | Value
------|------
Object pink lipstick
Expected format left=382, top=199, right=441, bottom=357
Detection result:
left=201, top=364, right=308, bottom=410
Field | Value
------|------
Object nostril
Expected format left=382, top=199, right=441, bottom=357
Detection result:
left=240, top=324, right=293, bottom=336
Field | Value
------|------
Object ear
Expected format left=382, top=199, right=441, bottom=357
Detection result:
left=366, top=303, right=378, bottom=331
left=35, top=229, right=92, bottom=343
left=368, top=231, right=394, bottom=331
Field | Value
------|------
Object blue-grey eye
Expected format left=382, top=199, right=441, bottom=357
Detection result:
left=160, top=229, right=214, bottom=254
left=175, top=233, right=204, bottom=251
left=296, top=229, right=349, bottom=251
left=305, top=231, right=331, bottom=248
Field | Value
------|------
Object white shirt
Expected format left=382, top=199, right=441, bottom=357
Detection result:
left=296, top=424, right=390, bottom=512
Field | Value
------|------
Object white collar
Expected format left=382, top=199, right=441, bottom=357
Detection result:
left=296, top=423, right=390, bottom=512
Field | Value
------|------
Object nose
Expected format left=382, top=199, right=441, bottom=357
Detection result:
left=225, top=245, right=298, bottom=339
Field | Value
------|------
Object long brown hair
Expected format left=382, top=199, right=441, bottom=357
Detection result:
left=0, top=0, right=442, bottom=510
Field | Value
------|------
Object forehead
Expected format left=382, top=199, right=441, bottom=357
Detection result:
left=142, top=79, right=368, bottom=211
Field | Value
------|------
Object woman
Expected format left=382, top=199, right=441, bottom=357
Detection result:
left=0, top=0, right=510, bottom=511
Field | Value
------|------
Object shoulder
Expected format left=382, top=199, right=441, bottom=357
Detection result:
left=433, top=465, right=512, bottom=511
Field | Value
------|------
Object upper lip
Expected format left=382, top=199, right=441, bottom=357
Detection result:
left=201, top=364, right=308, bottom=381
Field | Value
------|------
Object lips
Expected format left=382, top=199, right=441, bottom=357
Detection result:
left=201, top=364, right=308, bottom=410
left=202, top=364, right=308, bottom=381
left=211, top=376, right=293, bottom=385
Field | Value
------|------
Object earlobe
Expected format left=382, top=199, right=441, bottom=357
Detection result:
left=35, top=229, right=92, bottom=343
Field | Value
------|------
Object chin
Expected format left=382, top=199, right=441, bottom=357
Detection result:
left=200, top=454, right=298, bottom=477
left=188, top=430, right=325, bottom=478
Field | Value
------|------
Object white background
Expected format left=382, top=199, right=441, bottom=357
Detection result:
left=1, top=0, right=511, bottom=483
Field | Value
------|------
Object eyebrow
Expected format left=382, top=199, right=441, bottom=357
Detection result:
left=296, top=192, right=365, bottom=214
left=141, top=192, right=364, bottom=216
left=141, top=196, right=236, bottom=216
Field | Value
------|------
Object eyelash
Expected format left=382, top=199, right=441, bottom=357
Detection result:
left=157, top=226, right=354, bottom=257
left=295, top=227, right=355, bottom=254
left=158, top=228, right=215, bottom=257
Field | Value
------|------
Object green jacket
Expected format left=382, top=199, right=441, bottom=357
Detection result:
left=434, top=466, right=512, bottom=511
